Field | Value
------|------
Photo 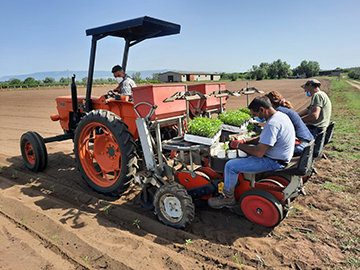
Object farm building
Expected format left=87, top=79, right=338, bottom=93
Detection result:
left=319, top=69, right=343, bottom=76
left=159, top=71, right=221, bottom=82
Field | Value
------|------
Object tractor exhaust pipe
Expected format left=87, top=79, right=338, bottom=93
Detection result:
left=71, top=74, right=78, bottom=114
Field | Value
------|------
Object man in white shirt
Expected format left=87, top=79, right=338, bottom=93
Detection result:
left=111, top=65, right=137, bottom=102
left=208, top=96, right=295, bottom=209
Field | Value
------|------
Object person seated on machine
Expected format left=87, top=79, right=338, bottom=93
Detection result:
left=265, top=91, right=314, bottom=156
left=298, top=79, right=332, bottom=138
left=208, top=96, right=295, bottom=209
left=111, top=65, right=137, bottom=102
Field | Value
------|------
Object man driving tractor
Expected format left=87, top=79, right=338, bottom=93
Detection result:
left=208, top=96, right=295, bottom=209
left=111, top=64, right=137, bottom=102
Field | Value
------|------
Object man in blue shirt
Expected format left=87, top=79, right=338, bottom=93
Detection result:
left=208, top=96, right=295, bottom=209
left=265, top=91, right=314, bottom=156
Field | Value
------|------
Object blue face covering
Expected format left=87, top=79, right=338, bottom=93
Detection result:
left=254, top=117, right=266, bottom=123
left=306, top=91, right=311, bottom=97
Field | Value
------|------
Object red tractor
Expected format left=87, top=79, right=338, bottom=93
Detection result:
left=20, top=16, right=323, bottom=230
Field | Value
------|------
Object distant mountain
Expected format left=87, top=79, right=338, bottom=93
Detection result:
left=0, top=69, right=173, bottom=82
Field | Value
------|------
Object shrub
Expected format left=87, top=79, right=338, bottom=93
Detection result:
left=348, top=67, right=360, bottom=79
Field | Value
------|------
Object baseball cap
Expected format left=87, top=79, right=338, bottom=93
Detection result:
left=301, top=79, right=321, bottom=89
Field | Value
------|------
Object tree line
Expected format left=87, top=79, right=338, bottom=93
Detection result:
left=0, top=72, right=161, bottom=88
left=1, top=60, right=358, bottom=88
left=221, top=60, right=357, bottom=81
left=221, top=60, right=323, bottom=81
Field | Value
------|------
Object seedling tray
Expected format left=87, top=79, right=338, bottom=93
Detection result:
left=184, top=129, right=221, bottom=146
left=221, top=123, right=247, bottom=134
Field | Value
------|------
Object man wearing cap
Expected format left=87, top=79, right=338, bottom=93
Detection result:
left=298, top=79, right=332, bottom=138
left=111, top=65, right=137, bottom=102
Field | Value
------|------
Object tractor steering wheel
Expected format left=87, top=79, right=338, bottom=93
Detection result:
left=107, top=90, right=116, bottom=98
left=106, top=90, right=121, bottom=100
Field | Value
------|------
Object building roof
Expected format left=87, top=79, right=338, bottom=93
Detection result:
left=160, top=71, right=219, bottom=75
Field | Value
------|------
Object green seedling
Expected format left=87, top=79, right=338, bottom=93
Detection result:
left=12, top=171, right=18, bottom=179
left=218, top=110, right=250, bottom=127
left=133, top=219, right=141, bottom=229
left=74, top=196, right=79, bottom=202
left=52, top=235, right=58, bottom=245
left=233, top=253, right=242, bottom=268
left=29, top=178, right=35, bottom=185
left=222, top=142, right=230, bottom=151
left=50, top=185, right=55, bottom=192
left=102, top=205, right=111, bottom=215
left=238, top=107, right=251, bottom=116
left=187, top=117, right=222, bottom=138
left=0, top=167, right=3, bottom=174
left=83, top=256, right=89, bottom=269
left=0, top=205, right=2, bottom=211
left=20, top=220, right=25, bottom=226
left=185, top=239, right=193, bottom=247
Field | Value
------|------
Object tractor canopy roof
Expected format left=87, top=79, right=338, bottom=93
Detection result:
left=86, top=16, right=181, bottom=41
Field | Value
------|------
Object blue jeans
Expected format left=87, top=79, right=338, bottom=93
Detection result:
left=223, top=156, right=284, bottom=195
left=294, top=141, right=309, bottom=156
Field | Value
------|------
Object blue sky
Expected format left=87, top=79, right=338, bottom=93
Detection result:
left=0, top=0, right=359, bottom=78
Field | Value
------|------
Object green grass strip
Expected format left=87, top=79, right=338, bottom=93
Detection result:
left=328, top=79, right=360, bottom=160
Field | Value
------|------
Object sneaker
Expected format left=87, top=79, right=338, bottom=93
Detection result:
left=208, top=194, right=236, bottom=209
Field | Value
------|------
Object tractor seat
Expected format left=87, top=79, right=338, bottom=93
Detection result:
left=324, top=121, right=335, bottom=145
left=276, top=139, right=315, bottom=176
left=313, top=130, right=326, bottom=161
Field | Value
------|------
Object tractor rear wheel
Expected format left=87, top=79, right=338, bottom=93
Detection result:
left=240, top=189, right=283, bottom=228
left=20, top=131, right=48, bottom=172
left=74, top=110, right=137, bottom=196
left=154, top=183, right=195, bottom=229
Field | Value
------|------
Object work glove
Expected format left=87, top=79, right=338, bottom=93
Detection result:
left=229, top=139, right=246, bottom=149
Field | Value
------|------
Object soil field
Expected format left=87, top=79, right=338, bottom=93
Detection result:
left=0, top=78, right=349, bottom=270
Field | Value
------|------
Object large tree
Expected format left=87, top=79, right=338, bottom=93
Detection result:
left=267, top=59, right=291, bottom=79
left=151, top=73, right=160, bottom=81
left=59, top=77, right=69, bottom=83
left=9, top=78, right=22, bottom=85
left=23, top=77, right=38, bottom=85
left=294, top=60, right=320, bottom=78
left=132, top=72, right=142, bottom=81
left=43, top=77, right=56, bottom=84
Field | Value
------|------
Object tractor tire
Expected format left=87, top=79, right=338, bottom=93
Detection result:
left=154, top=183, right=195, bottom=229
left=20, top=131, right=48, bottom=172
left=240, top=189, right=283, bottom=228
left=74, top=110, right=138, bottom=196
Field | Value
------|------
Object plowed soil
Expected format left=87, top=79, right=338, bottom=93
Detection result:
left=1, top=78, right=351, bottom=270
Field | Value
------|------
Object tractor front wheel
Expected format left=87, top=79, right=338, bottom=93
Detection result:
left=20, top=131, right=48, bottom=172
left=74, top=110, right=137, bottom=196
left=154, top=183, right=195, bottom=229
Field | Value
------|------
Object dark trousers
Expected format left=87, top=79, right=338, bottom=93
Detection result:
left=307, top=125, right=325, bottom=138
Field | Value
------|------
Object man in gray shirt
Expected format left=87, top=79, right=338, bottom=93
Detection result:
left=111, top=65, right=137, bottom=102
left=208, top=96, right=295, bottom=209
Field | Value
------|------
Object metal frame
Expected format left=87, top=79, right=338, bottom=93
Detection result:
left=84, top=16, right=181, bottom=112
